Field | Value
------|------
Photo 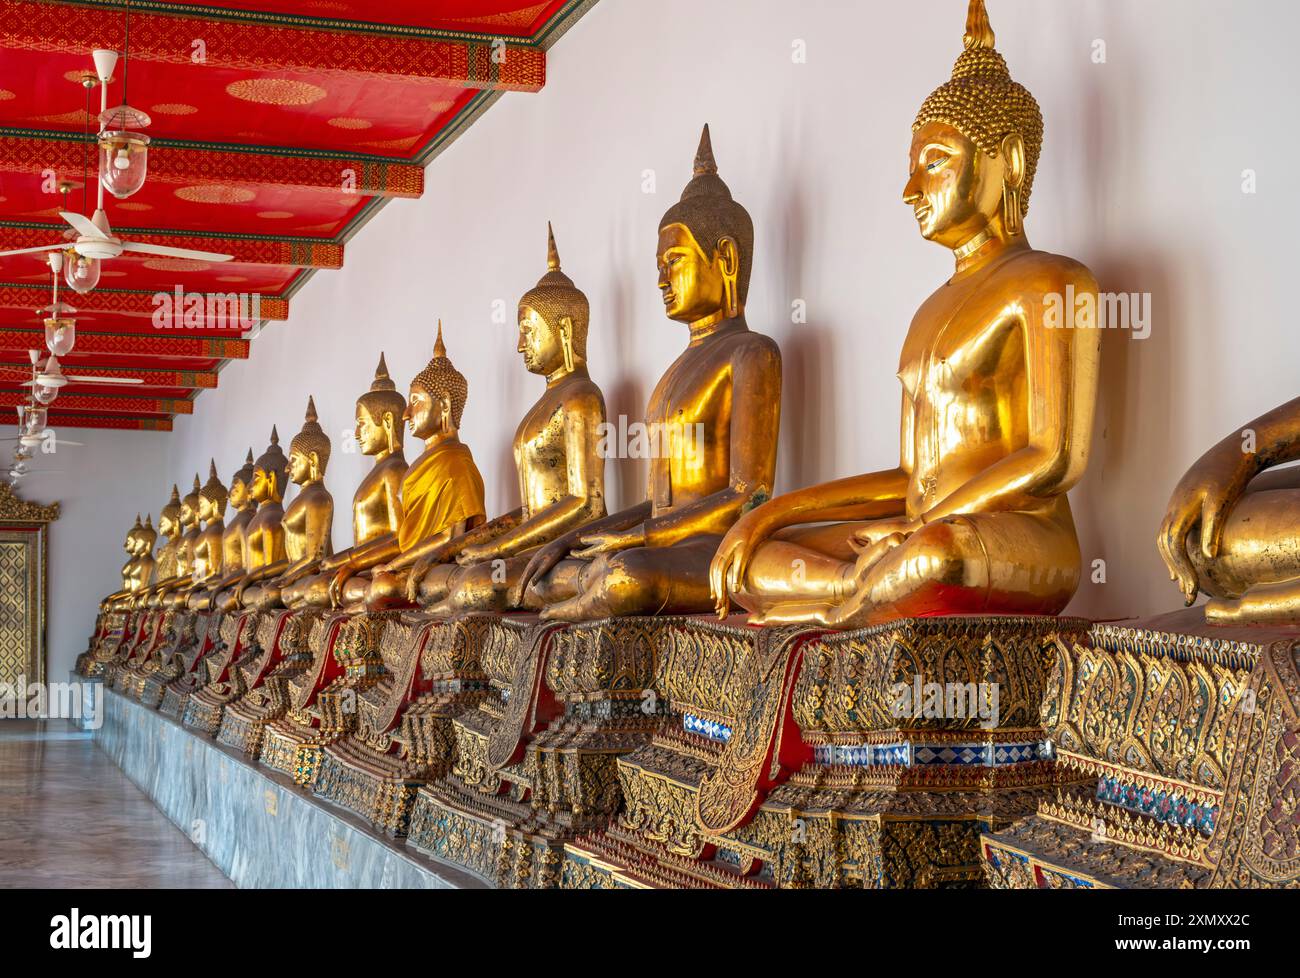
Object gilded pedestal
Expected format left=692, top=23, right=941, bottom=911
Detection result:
left=259, top=612, right=365, bottom=785
left=312, top=613, right=490, bottom=836
left=982, top=610, right=1300, bottom=888
left=562, top=615, right=1086, bottom=889
left=177, top=612, right=260, bottom=731
left=407, top=615, right=688, bottom=887
left=216, top=610, right=319, bottom=756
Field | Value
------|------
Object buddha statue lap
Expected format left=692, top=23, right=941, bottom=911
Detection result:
left=292, top=355, right=408, bottom=609
left=710, top=1, right=1100, bottom=629
left=516, top=126, right=782, bottom=622
left=408, top=225, right=608, bottom=614
left=1158, top=395, right=1300, bottom=624
left=326, top=324, right=487, bottom=611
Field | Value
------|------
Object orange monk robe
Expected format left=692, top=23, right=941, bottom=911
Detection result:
left=397, top=440, right=487, bottom=552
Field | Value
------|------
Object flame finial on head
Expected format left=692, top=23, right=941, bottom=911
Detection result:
left=200, top=458, right=228, bottom=510
left=521, top=222, right=589, bottom=352
left=359, top=352, right=406, bottom=432
left=913, top=0, right=1043, bottom=219
left=290, top=394, right=332, bottom=473
left=659, top=123, right=755, bottom=304
left=412, top=320, right=468, bottom=429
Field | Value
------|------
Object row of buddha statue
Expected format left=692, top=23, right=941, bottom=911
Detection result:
left=102, top=0, right=1300, bottom=634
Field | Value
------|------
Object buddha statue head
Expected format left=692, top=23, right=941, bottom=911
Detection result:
left=198, top=459, right=229, bottom=524
left=159, top=484, right=183, bottom=539
left=252, top=426, right=289, bottom=505
left=657, top=124, right=753, bottom=327
left=356, top=353, right=406, bottom=456
left=180, top=476, right=201, bottom=529
left=124, top=513, right=143, bottom=554
left=229, top=449, right=255, bottom=512
left=289, top=396, right=331, bottom=485
left=138, top=514, right=157, bottom=554
left=906, top=0, right=1042, bottom=248
left=406, top=321, right=468, bottom=441
left=518, top=223, right=589, bottom=376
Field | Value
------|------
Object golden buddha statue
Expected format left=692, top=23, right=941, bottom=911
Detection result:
left=102, top=515, right=143, bottom=608
left=128, top=516, right=157, bottom=600
left=239, top=399, right=334, bottom=610
left=295, top=355, right=408, bottom=608
left=1158, top=396, right=1300, bottom=624
left=217, top=428, right=288, bottom=612
left=709, top=0, right=1100, bottom=628
left=515, top=126, right=783, bottom=621
left=141, top=485, right=184, bottom=608
left=190, top=450, right=256, bottom=612
left=156, top=477, right=203, bottom=610
left=327, top=324, right=487, bottom=611
left=408, top=225, right=608, bottom=613
left=173, top=462, right=227, bottom=609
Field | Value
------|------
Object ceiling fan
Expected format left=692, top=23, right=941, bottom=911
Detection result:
left=0, top=49, right=233, bottom=267
left=20, top=349, right=144, bottom=397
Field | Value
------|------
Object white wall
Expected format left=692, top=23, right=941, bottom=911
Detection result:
left=58, top=0, right=1300, bottom=637
left=18, top=431, right=170, bottom=678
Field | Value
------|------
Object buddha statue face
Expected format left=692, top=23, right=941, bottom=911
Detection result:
left=404, top=385, right=449, bottom=441
left=517, top=305, right=567, bottom=375
left=158, top=512, right=177, bottom=538
left=656, top=223, right=739, bottom=325
left=250, top=465, right=278, bottom=504
left=904, top=121, right=1021, bottom=248
left=198, top=494, right=220, bottom=524
left=355, top=403, right=394, bottom=456
left=288, top=448, right=318, bottom=486
left=178, top=498, right=196, bottom=528
left=228, top=477, right=249, bottom=511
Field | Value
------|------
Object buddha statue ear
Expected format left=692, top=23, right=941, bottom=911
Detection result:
left=558, top=315, right=575, bottom=373
left=437, top=394, right=453, bottom=433
left=1000, top=132, right=1026, bottom=236
left=716, top=236, right=741, bottom=318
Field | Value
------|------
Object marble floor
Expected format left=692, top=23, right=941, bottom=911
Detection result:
left=0, top=718, right=232, bottom=888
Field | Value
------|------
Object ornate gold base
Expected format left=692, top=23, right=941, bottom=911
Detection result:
left=981, top=609, right=1300, bottom=889
left=552, top=615, right=1088, bottom=889
left=215, top=611, right=319, bottom=756
left=182, top=612, right=262, bottom=735
left=311, top=613, right=493, bottom=836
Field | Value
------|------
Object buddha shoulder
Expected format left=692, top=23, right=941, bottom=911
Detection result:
left=992, top=248, right=1098, bottom=300
left=721, top=326, right=782, bottom=371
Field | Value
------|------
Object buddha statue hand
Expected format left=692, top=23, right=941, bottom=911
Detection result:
left=709, top=508, right=773, bottom=617
left=1158, top=439, right=1255, bottom=605
left=514, top=534, right=576, bottom=606
left=568, top=525, right=646, bottom=560
left=405, top=542, right=457, bottom=601
left=327, top=561, right=356, bottom=608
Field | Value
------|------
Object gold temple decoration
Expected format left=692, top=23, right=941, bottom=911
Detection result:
left=517, top=124, right=782, bottom=621
left=295, top=354, right=408, bottom=608
left=328, top=322, right=487, bottom=611
left=409, top=223, right=609, bottom=613
left=0, top=483, right=57, bottom=690
left=710, top=0, right=1099, bottom=628
left=243, top=397, right=335, bottom=610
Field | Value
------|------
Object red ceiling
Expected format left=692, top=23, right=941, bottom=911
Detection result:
left=0, top=0, right=593, bottom=429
